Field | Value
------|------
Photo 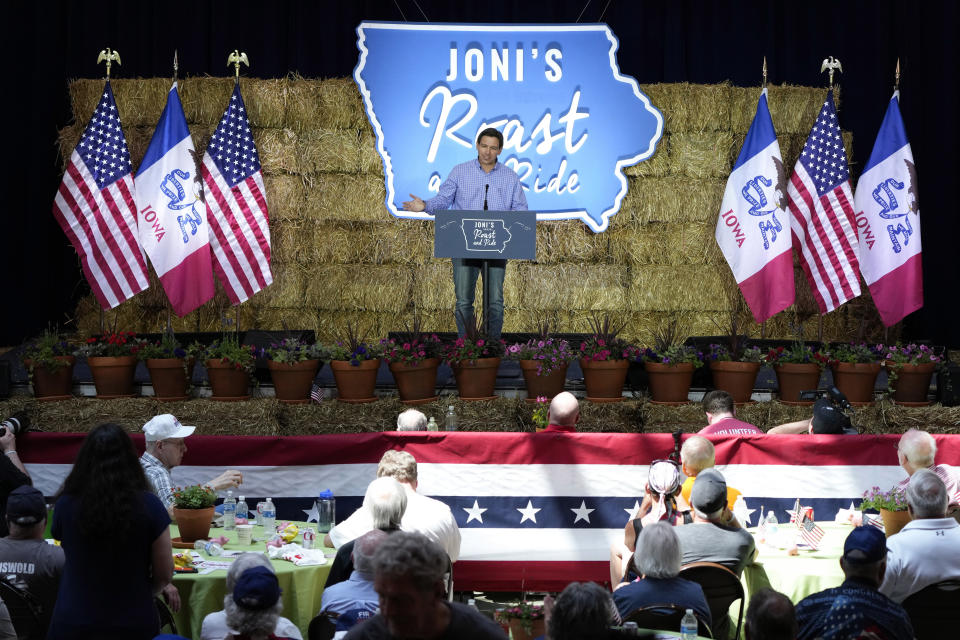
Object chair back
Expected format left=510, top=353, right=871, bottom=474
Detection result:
left=679, top=562, right=744, bottom=640
left=0, top=576, right=44, bottom=640
left=153, top=595, right=177, bottom=635
left=625, top=602, right=713, bottom=638
left=308, top=610, right=338, bottom=640
left=902, top=579, right=960, bottom=639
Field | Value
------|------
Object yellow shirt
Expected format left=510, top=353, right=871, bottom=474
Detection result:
left=681, top=475, right=742, bottom=510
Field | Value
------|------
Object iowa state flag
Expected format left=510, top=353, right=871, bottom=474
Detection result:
left=853, top=91, right=922, bottom=326
left=716, top=88, right=795, bottom=322
left=135, top=83, right=215, bottom=316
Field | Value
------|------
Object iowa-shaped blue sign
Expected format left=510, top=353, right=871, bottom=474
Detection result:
left=354, top=22, right=663, bottom=232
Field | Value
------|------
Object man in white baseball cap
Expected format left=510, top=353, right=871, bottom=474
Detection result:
left=139, top=414, right=243, bottom=516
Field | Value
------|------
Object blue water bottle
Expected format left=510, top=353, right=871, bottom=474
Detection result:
left=317, top=489, right=335, bottom=533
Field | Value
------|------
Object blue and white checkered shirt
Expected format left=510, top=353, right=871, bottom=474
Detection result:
left=424, top=159, right=528, bottom=214
left=140, top=451, right=174, bottom=508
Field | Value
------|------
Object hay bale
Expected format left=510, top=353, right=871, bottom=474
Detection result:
left=359, top=131, right=384, bottom=175
left=501, top=309, right=565, bottom=334
left=628, top=266, right=733, bottom=312
left=255, top=307, right=322, bottom=333
left=544, top=221, right=610, bottom=263
left=301, top=173, right=388, bottom=222
left=296, top=129, right=361, bottom=174
left=255, top=263, right=308, bottom=307
left=179, top=76, right=234, bottom=125
left=728, top=86, right=763, bottom=133
left=519, top=264, right=628, bottom=311
left=608, top=222, right=720, bottom=266
left=255, top=128, right=299, bottom=175
left=313, top=310, right=393, bottom=341
left=68, top=79, right=105, bottom=126
left=309, top=221, right=432, bottom=265
left=262, top=174, right=306, bottom=222
left=621, top=177, right=725, bottom=226
left=316, top=78, right=366, bottom=130
left=271, top=221, right=313, bottom=264
left=111, top=78, right=172, bottom=127
left=671, top=131, right=735, bottom=179
left=243, top=78, right=289, bottom=128
left=284, top=79, right=323, bottom=131
left=640, top=83, right=732, bottom=133
left=306, top=265, right=412, bottom=312
left=124, top=126, right=155, bottom=171
left=624, top=134, right=671, bottom=178
left=56, top=124, right=84, bottom=166
left=411, top=308, right=458, bottom=334
left=767, top=85, right=828, bottom=135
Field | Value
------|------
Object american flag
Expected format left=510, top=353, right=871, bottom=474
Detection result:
left=310, top=384, right=325, bottom=404
left=201, top=84, right=272, bottom=304
left=52, top=81, right=149, bottom=308
left=787, top=90, right=861, bottom=313
left=797, top=511, right=825, bottom=549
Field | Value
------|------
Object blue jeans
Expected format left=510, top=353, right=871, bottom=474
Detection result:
left=452, top=258, right=506, bottom=338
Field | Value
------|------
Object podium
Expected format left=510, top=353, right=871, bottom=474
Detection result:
left=433, top=210, right=537, bottom=335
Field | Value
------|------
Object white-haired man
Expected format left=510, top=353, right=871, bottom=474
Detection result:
left=543, top=391, right=580, bottom=433
left=396, top=409, right=427, bottom=431
left=139, top=414, right=243, bottom=517
left=324, top=450, right=461, bottom=562
left=880, top=469, right=960, bottom=603
left=895, top=428, right=960, bottom=516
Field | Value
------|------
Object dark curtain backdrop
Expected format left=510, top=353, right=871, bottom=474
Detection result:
left=5, top=0, right=957, bottom=346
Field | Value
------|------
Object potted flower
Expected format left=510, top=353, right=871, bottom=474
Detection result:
left=764, top=339, right=827, bottom=405
left=507, top=322, right=574, bottom=402
left=328, top=323, right=382, bottom=404
left=138, top=329, right=202, bottom=401
left=78, top=330, right=145, bottom=398
left=381, top=316, right=442, bottom=404
left=827, top=343, right=884, bottom=405
left=578, top=315, right=639, bottom=402
left=265, top=336, right=326, bottom=404
left=203, top=333, right=256, bottom=401
left=172, top=484, right=218, bottom=543
left=21, top=329, right=77, bottom=400
left=882, top=343, right=942, bottom=406
left=444, top=313, right=505, bottom=401
left=494, top=602, right=545, bottom=640
left=706, top=307, right=762, bottom=404
left=859, top=485, right=910, bottom=537
left=530, top=396, right=550, bottom=431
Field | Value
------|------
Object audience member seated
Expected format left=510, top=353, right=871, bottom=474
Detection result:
left=795, top=527, right=913, bottom=640
left=343, top=531, right=506, bottom=639
left=744, top=588, right=796, bottom=640
left=674, top=469, right=756, bottom=576
left=698, top=390, right=762, bottom=435
left=542, top=392, right=580, bottom=433
left=139, top=414, right=243, bottom=517
left=895, top=428, right=960, bottom=516
left=679, top=436, right=742, bottom=510
left=545, top=581, right=620, bottom=640
left=324, top=450, right=460, bottom=562
left=880, top=469, right=960, bottom=603
left=319, top=529, right=387, bottom=633
left=326, top=477, right=406, bottom=589
left=0, top=485, right=64, bottom=636
left=767, top=398, right=855, bottom=435
left=201, top=553, right=302, bottom=640
left=612, top=522, right=711, bottom=629
left=396, top=409, right=427, bottom=431
left=610, top=460, right=690, bottom=585
left=223, top=566, right=297, bottom=640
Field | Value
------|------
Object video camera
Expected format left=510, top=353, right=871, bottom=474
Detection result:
left=799, top=386, right=856, bottom=434
left=0, top=412, right=30, bottom=438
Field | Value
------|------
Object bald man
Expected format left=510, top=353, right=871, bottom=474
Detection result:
left=895, top=429, right=960, bottom=517
left=680, top=436, right=742, bottom=510
left=542, top=392, right=580, bottom=433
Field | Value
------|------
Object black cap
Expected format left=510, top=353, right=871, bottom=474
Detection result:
left=6, top=486, right=46, bottom=525
left=811, top=398, right=852, bottom=434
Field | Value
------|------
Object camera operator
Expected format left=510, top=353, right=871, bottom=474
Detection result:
left=767, top=388, right=857, bottom=435
left=0, top=412, right=33, bottom=538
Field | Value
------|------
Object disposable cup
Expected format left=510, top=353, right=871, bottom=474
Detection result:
left=236, top=524, right=253, bottom=545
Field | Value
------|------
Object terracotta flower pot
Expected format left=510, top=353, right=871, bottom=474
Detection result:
left=330, top=359, right=380, bottom=403
left=452, top=357, right=501, bottom=400
left=174, top=506, right=215, bottom=543
left=205, top=359, right=250, bottom=401
left=389, top=358, right=440, bottom=404
left=885, top=361, right=935, bottom=405
left=774, top=363, right=821, bottom=404
left=25, top=356, right=75, bottom=400
left=147, top=358, right=194, bottom=401
left=519, top=360, right=568, bottom=402
left=831, top=362, right=881, bottom=405
left=87, top=355, right=138, bottom=399
left=579, top=358, right=629, bottom=402
left=645, top=361, right=695, bottom=404
left=507, top=618, right=546, bottom=640
left=268, top=359, right=320, bottom=404
left=880, top=508, right=912, bottom=537
left=709, top=360, right=760, bottom=404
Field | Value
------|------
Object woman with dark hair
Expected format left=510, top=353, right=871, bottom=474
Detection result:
left=47, top=423, right=175, bottom=640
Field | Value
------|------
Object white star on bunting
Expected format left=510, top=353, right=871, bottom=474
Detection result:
left=463, top=500, right=487, bottom=524
left=517, top=500, right=541, bottom=524
left=302, top=502, right=320, bottom=523
left=571, top=501, right=595, bottom=524
left=624, top=500, right=642, bottom=519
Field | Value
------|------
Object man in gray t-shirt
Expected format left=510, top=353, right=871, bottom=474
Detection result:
left=0, top=486, right=65, bottom=635
left=674, top=469, right=756, bottom=576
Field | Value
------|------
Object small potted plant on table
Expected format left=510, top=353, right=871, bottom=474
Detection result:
left=172, top=484, right=218, bottom=543
left=859, top=485, right=910, bottom=537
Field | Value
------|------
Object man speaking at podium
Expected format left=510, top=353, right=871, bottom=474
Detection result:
left=402, top=128, right=527, bottom=338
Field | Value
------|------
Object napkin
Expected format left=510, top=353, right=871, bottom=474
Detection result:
left=266, top=543, right=327, bottom=566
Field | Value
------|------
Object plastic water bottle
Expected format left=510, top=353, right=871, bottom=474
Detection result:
left=262, top=497, right=276, bottom=534
left=622, top=622, right=639, bottom=635
left=444, top=405, right=458, bottom=431
left=223, top=490, right=236, bottom=530
left=236, top=495, right=249, bottom=523
left=765, top=510, right=779, bottom=539
left=680, top=609, right=697, bottom=640
left=317, top=489, right=336, bottom=533
left=427, top=417, right=439, bottom=431
left=193, top=539, right=223, bottom=556
left=467, top=598, right=479, bottom=612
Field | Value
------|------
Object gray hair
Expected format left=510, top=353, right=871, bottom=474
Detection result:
left=353, top=529, right=389, bottom=575
left=899, top=429, right=936, bottom=468
left=547, top=582, right=620, bottom=640
left=363, top=476, right=407, bottom=530
left=693, top=506, right=725, bottom=522
left=377, top=450, right=418, bottom=483
left=681, top=436, right=715, bottom=474
left=223, top=554, right=283, bottom=639
left=907, top=468, right=948, bottom=518
left=371, top=531, right=447, bottom=592
left=744, top=588, right=797, bottom=640
left=635, top=521, right=682, bottom=579
left=396, top=409, right=427, bottom=431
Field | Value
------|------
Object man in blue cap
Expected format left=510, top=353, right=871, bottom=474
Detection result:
left=794, top=526, right=914, bottom=640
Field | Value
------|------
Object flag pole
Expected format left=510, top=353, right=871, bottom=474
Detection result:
left=762, top=56, right=767, bottom=89
left=96, top=48, right=121, bottom=80
left=820, top=56, right=842, bottom=89
left=760, top=55, right=768, bottom=341
left=894, top=58, right=901, bottom=92
left=228, top=50, right=249, bottom=86
left=172, top=50, right=179, bottom=83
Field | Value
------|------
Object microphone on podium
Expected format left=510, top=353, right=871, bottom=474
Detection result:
left=483, top=184, right=489, bottom=210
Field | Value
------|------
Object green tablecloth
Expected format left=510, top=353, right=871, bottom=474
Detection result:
left=170, top=523, right=333, bottom=639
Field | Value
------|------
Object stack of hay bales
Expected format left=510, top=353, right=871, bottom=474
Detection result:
left=62, top=77, right=884, bottom=342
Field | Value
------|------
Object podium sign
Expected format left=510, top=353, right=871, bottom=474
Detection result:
left=434, top=210, right=536, bottom=260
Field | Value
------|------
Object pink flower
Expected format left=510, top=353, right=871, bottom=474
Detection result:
left=597, top=339, right=606, bottom=347
left=477, top=339, right=485, bottom=347
left=403, top=343, right=411, bottom=350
